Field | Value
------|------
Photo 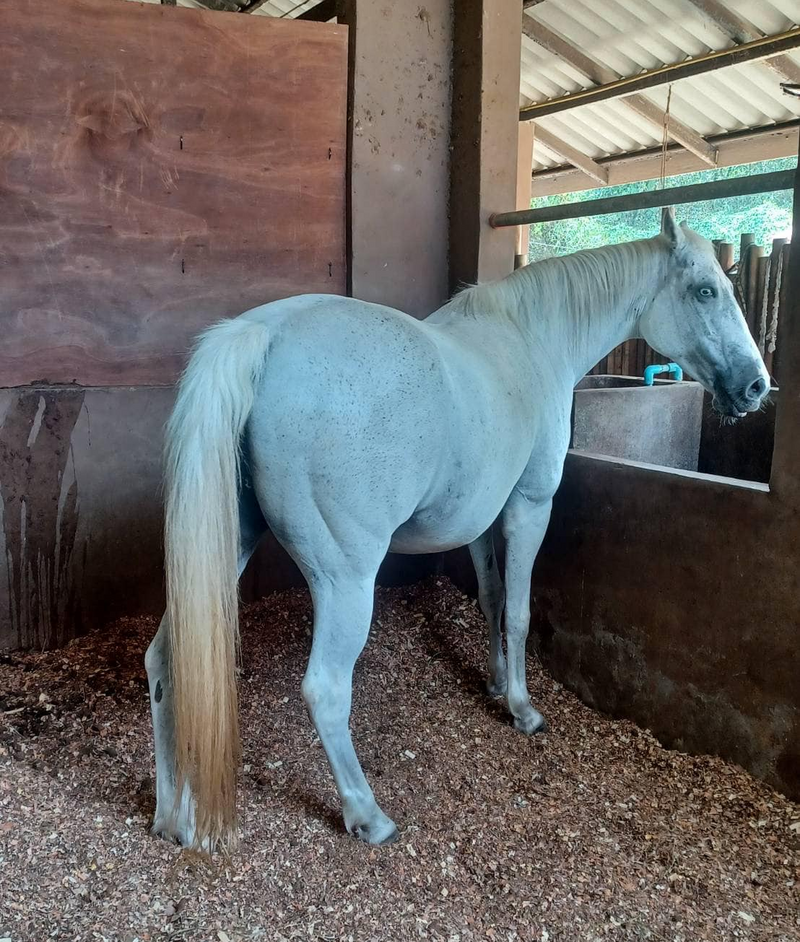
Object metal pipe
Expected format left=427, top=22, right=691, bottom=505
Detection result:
left=519, top=28, right=800, bottom=121
left=489, top=169, right=794, bottom=228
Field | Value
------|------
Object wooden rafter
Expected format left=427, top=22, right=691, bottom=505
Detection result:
left=530, top=122, right=799, bottom=198
left=522, top=15, right=718, bottom=167
left=520, top=27, right=800, bottom=119
left=534, top=125, right=609, bottom=185
left=685, top=0, right=800, bottom=85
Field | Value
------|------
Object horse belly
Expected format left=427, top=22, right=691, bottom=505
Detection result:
left=389, top=480, right=512, bottom=554
left=389, top=516, right=488, bottom=554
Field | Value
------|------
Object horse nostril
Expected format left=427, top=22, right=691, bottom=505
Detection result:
left=747, top=377, right=768, bottom=400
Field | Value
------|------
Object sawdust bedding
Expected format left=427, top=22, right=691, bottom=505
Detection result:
left=1, top=578, right=798, bottom=941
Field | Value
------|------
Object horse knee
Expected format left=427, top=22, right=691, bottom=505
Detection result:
left=302, top=670, right=349, bottom=727
left=505, top=605, right=530, bottom=637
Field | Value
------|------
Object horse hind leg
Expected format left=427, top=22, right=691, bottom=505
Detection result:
left=145, top=615, right=197, bottom=844
left=145, top=485, right=266, bottom=846
left=468, top=528, right=507, bottom=697
left=302, top=571, right=398, bottom=845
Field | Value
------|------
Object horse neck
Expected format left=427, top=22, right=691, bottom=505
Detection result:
left=455, top=238, right=670, bottom=386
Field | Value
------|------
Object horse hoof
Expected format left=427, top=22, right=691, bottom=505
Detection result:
left=152, top=816, right=213, bottom=853
left=152, top=818, right=194, bottom=848
left=378, top=826, right=400, bottom=846
left=513, top=712, right=548, bottom=736
left=486, top=678, right=508, bottom=698
left=349, top=817, right=399, bottom=846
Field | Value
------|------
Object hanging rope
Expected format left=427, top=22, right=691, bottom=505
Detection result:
left=659, top=84, right=673, bottom=189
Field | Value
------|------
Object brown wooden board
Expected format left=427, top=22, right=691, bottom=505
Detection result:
left=0, top=0, right=347, bottom=385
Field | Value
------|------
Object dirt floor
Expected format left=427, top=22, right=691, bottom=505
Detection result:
left=0, top=578, right=798, bottom=942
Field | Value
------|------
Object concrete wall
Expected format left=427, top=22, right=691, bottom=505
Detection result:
left=343, top=0, right=453, bottom=318
left=529, top=454, right=798, bottom=799
left=0, top=388, right=173, bottom=649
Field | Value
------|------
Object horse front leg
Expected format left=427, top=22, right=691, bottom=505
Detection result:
left=501, top=492, right=552, bottom=735
left=468, top=528, right=507, bottom=697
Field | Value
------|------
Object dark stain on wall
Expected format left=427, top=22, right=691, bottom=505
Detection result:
left=0, top=389, right=85, bottom=648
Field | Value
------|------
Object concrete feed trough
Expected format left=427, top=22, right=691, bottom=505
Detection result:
left=572, top=375, right=705, bottom=471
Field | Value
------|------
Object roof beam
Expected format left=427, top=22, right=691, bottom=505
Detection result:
left=534, top=125, right=609, bottom=185
left=684, top=0, right=800, bottom=85
left=493, top=169, right=794, bottom=228
left=530, top=122, right=799, bottom=198
left=624, top=95, right=717, bottom=166
left=684, top=0, right=766, bottom=43
left=521, top=16, right=717, bottom=166
left=520, top=25, right=800, bottom=119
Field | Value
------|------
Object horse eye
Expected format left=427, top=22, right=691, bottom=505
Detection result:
left=697, top=285, right=716, bottom=300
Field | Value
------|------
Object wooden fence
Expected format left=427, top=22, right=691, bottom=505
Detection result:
left=590, top=234, right=791, bottom=383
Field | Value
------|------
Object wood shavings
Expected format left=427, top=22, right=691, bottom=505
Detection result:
left=0, top=578, right=797, bottom=941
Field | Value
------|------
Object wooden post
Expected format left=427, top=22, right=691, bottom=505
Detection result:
left=738, top=232, right=755, bottom=303
left=769, top=136, right=800, bottom=498
left=753, top=254, right=769, bottom=353
left=450, top=0, right=521, bottom=291
left=764, top=237, right=789, bottom=375
left=745, top=244, right=765, bottom=341
left=718, top=242, right=735, bottom=272
left=772, top=241, right=792, bottom=383
left=515, top=122, right=534, bottom=269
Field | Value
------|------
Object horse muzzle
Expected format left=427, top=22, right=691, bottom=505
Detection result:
left=712, top=374, right=769, bottom=418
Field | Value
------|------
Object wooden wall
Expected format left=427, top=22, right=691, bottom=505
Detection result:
left=0, top=0, right=348, bottom=647
left=1, top=0, right=347, bottom=386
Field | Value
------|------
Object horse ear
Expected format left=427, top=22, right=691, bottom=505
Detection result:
left=661, top=206, right=685, bottom=251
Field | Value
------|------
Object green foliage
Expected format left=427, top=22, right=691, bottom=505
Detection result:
left=528, top=157, right=795, bottom=263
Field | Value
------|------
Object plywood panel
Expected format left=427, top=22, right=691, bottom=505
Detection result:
left=0, top=0, right=347, bottom=385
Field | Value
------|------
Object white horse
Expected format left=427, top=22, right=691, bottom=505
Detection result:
left=145, top=209, right=769, bottom=851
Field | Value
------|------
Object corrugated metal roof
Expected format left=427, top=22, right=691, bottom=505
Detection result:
left=521, top=0, right=800, bottom=172
left=249, top=0, right=322, bottom=17
left=135, top=0, right=323, bottom=16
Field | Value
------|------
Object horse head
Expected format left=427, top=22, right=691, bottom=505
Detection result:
left=638, top=208, right=770, bottom=417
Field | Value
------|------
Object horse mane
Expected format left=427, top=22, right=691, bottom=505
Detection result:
left=449, top=237, right=668, bottom=327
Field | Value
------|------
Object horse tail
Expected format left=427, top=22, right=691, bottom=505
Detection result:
left=164, top=315, right=270, bottom=852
